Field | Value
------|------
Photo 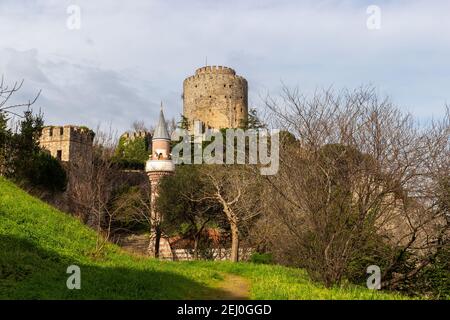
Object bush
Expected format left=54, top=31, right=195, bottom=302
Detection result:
left=250, top=252, right=274, bottom=265
left=345, top=236, right=396, bottom=285
left=25, top=151, right=67, bottom=192
left=114, top=135, right=149, bottom=164
left=409, top=246, right=450, bottom=299
left=112, top=158, right=145, bottom=170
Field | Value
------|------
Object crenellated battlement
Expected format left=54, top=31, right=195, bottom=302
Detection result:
left=121, top=130, right=151, bottom=140
left=41, top=125, right=95, bottom=144
left=39, top=125, right=94, bottom=162
left=195, top=65, right=236, bottom=76
left=183, top=73, right=248, bottom=86
left=183, top=67, right=245, bottom=86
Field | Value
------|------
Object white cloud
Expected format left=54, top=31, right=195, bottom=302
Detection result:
left=0, top=48, right=163, bottom=131
left=0, top=0, right=448, bottom=132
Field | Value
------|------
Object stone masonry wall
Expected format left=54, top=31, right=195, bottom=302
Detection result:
left=39, top=125, right=94, bottom=163
left=183, top=66, right=248, bottom=129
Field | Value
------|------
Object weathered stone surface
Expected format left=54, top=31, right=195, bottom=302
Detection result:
left=183, top=66, right=248, bottom=129
left=39, top=125, right=94, bottom=163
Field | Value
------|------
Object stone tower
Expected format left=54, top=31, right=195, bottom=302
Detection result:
left=183, top=65, right=248, bottom=129
left=39, top=125, right=94, bottom=163
left=145, top=106, right=175, bottom=258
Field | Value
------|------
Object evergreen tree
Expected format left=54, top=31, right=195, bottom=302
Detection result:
left=241, top=108, right=265, bottom=129
left=156, top=165, right=222, bottom=259
left=0, top=111, right=11, bottom=175
left=178, top=114, right=190, bottom=130
left=114, top=134, right=150, bottom=169
left=12, top=110, right=44, bottom=178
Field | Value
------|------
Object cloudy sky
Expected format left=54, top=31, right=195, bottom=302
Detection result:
left=0, top=0, right=449, bottom=133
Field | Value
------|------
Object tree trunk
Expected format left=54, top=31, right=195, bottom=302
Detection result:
left=154, top=226, right=161, bottom=258
left=194, top=237, right=199, bottom=260
left=230, top=223, right=239, bottom=262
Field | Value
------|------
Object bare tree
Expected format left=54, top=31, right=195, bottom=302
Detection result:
left=167, top=117, right=177, bottom=135
left=0, top=77, right=41, bottom=117
left=0, top=77, right=41, bottom=176
left=259, top=85, right=449, bottom=287
left=199, top=165, right=262, bottom=262
left=66, top=126, right=122, bottom=254
left=132, top=120, right=148, bottom=132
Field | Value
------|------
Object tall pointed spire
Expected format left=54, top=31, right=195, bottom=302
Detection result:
left=153, top=102, right=170, bottom=140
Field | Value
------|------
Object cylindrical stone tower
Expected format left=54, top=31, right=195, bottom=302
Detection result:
left=183, top=65, right=248, bottom=129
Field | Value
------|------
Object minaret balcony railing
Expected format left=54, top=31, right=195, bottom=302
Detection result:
left=145, top=159, right=175, bottom=172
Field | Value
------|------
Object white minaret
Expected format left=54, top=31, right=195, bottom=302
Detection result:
left=145, top=104, right=175, bottom=258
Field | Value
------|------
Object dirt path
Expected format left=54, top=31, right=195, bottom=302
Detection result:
left=211, top=274, right=251, bottom=300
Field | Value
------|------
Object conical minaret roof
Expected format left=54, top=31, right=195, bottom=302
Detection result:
left=153, top=103, right=170, bottom=140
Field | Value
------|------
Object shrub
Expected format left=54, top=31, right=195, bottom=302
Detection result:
left=25, top=151, right=67, bottom=192
left=112, top=158, right=145, bottom=170
left=114, top=135, right=149, bottom=165
left=408, top=246, right=450, bottom=299
left=250, top=252, right=274, bottom=265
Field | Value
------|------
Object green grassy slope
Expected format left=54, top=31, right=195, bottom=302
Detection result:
left=0, top=177, right=408, bottom=299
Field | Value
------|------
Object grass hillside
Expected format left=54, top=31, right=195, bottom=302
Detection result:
left=0, top=177, right=409, bottom=299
